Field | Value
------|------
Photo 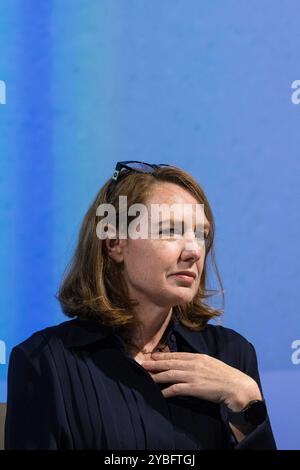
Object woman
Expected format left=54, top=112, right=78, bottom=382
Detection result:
left=5, top=161, right=276, bottom=449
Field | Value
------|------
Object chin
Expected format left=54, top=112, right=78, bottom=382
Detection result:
left=171, top=292, right=196, bottom=305
left=162, top=285, right=196, bottom=305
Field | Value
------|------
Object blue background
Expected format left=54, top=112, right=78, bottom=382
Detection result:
left=0, top=0, right=299, bottom=449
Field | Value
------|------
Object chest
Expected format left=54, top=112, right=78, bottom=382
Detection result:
left=55, top=344, right=226, bottom=450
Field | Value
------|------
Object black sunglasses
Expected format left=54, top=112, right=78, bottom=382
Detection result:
left=106, top=160, right=172, bottom=202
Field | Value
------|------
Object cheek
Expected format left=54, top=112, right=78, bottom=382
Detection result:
left=125, top=242, right=173, bottom=279
left=124, top=241, right=157, bottom=272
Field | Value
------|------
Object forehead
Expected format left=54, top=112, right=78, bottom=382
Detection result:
left=145, top=182, right=210, bottom=225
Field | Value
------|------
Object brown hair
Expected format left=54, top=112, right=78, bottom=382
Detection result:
left=56, top=165, right=224, bottom=332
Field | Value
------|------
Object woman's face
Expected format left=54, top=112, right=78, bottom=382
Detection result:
left=118, top=182, right=210, bottom=309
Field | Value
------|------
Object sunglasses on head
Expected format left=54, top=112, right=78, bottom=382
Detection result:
left=106, top=160, right=172, bottom=202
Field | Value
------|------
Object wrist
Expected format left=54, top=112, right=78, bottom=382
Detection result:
left=227, top=377, right=262, bottom=412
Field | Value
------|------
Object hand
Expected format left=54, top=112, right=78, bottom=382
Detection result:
left=141, top=351, right=262, bottom=411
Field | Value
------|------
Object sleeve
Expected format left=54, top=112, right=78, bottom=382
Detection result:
left=231, top=341, right=277, bottom=450
left=4, top=346, right=59, bottom=449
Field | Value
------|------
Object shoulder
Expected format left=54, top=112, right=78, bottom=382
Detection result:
left=201, top=323, right=257, bottom=370
left=8, top=319, right=80, bottom=373
left=13, top=319, right=75, bottom=353
left=9, top=317, right=112, bottom=369
left=204, top=322, right=252, bottom=348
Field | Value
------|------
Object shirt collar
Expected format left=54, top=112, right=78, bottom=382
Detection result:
left=64, top=312, right=210, bottom=355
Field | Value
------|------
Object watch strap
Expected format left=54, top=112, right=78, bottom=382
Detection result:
left=227, top=399, right=267, bottom=427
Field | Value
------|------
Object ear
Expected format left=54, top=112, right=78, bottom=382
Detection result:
left=104, top=225, right=126, bottom=264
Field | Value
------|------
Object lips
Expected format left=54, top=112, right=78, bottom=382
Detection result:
left=171, top=271, right=196, bottom=279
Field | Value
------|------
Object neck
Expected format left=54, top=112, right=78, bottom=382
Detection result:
left=127, top=306, right=174, bottom=351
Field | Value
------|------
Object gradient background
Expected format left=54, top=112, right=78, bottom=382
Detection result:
left=0, top=0, right=299, bottom=450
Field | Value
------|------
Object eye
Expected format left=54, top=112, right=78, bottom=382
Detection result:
left=193, top=230, right=203, bottom=239
left=159, top=228, right=182, bottom=237
left=201, top=232, right=209, bottom=240
left=158, top=228, right=210, bottom=242
left=194, top=231, right=210, bottom=248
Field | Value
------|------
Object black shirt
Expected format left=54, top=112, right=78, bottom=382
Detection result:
left=5, top=312, right=277, bottom=449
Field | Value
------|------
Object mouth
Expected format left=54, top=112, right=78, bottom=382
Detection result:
left=171, top=271, right=196, bottom=279
left=170, top=271, right=197, bottom=284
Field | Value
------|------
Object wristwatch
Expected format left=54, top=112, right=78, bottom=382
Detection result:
left=227, top=399, right=267, bottom=426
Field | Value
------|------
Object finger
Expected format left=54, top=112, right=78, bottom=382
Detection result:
left=160, top=383, right=191, bottom=399
left=149, top=370, right=190, bottom=384
left=141, top=359, right=190, bottom=372
left=150, top=352, right=196, bottom=361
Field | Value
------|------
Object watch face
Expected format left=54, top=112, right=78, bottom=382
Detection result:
left=245, top=400, right=267, bottom=426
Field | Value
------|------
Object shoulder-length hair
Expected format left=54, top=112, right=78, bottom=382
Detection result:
left=56, top=165, right=224, bottom=332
